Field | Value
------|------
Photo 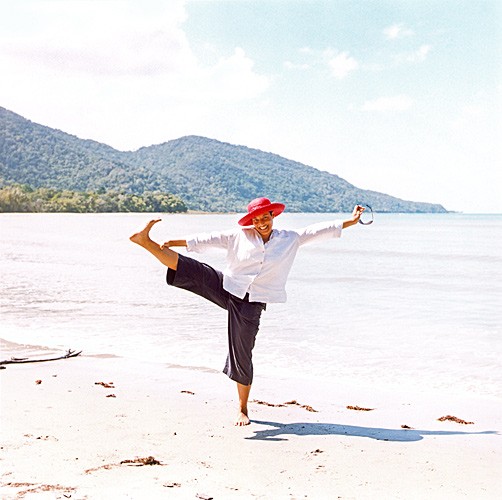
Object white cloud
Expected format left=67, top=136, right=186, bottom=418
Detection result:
left=324, top=50, right=358, bottom=79
left=0, top=0, right=194, bottom=76
left=391, top=45, right=432, bottom=66
left=0, top=0, right=270, bottom=150
left=362, top=95, right=414, bottom=112
left=0, top=1, right=270, bottom=101
left=383, top=23, right=414, bottom=40
left=407, top=45, right=432, bottom=63
left=201, top=48, right=269, bottom=100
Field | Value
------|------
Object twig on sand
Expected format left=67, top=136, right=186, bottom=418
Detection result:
left=0, top=349, right=82, bottom=366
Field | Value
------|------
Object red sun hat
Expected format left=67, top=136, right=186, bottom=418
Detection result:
left=238, top=197, right=286, bottom=226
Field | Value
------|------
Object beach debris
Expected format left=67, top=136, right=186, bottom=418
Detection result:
left=35, top=379, right=42, bottom=385
left=251, top=399, right=286, bottom=407
left=106, top=394, right=116, bottom=398
left=285, top=400, right=318, bottom=412
left=437, top=415, right=474, bottom=425
left=3, top=483, right=76, bottom=497
left=311, top=449, right=324, bottom=455
left=120, top=456, right=162, bottom=466
left=301, top=404, right=317, bottom=412
left=196, top=494, right=213, bottom=500
left=285, top=399, right=299, bottom=405
left=85, top=456, right=165, bottom=473
left=250, top=399, right=318, bottom=412
left=347, top=405, right=374, bottom=411
left=164, top=482, right=181, bottom=488
left=181, top=390, right=195, bottom=395
left=36, top=435, right=58, bottom=441
left=95, top=382, right=115, bottom=388
left=0, top=349, right=81, bottom=366
left=401, top=424, right=414, bottom=429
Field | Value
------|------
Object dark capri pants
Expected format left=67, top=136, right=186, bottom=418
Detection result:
left=166, top=254, right=266, bottom=386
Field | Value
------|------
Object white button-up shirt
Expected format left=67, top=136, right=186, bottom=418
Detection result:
left=186, top=220, right=343, bottom=303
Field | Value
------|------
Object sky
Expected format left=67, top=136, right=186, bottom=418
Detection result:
left=0, top=0, right=501, bottom=213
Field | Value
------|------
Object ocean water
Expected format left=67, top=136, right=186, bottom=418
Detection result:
left=1, top=212, right=501, bottom=398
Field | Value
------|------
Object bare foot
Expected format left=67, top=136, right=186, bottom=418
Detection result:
left=129, top=218, right=161, bottom=246
left=235, top=411, right=250, bottom=426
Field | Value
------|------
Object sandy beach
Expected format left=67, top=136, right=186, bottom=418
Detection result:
left=1, top=347, right=500, bottom=500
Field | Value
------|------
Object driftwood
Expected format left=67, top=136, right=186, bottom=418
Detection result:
left=0, top=349, right=82, bottom=366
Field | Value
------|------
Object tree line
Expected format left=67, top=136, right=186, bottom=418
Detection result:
left=0, top=184, right=187, bottom=213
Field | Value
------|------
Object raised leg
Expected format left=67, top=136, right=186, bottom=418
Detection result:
left=235, top=382, right=252, bottom=426
left=129, top=219, right=179, bottom=270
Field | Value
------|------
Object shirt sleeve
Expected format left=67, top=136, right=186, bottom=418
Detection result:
left=296, top=220, right=343, bottom=246
left=186, top=229, right=235, bottom=253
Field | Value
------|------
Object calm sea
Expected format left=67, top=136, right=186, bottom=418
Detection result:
left=1, top=213, right=501, bottom=398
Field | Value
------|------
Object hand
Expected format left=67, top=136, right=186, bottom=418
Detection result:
left=351, top=204, right=365, bottom=223
left=160, top=239, right=188, bottom=249
left=342, top=205, right=365, bottom=229
left=160, top=240, right=173, bottom=250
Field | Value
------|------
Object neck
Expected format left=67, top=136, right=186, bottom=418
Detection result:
left=259, top=229, right=272, bottom=243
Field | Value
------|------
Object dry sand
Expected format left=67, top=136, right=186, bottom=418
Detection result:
left=1, top=351, right=500, bottom=499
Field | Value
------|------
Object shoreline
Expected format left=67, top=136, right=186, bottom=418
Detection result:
left=1, top=349, right=500, bottom=499
left=2, top=335, right=501, bottom=402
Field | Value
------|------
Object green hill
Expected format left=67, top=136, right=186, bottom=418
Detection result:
left=0, top=106, right=448, bottom=213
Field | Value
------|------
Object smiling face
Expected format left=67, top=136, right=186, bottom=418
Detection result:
left=252, top=211, right=274, bottom=242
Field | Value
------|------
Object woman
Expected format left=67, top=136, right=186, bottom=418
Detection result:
left=130, top=197, right=365, bottom=426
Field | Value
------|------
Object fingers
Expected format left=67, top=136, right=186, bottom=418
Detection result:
left=353, top=205, right=365, bottom=218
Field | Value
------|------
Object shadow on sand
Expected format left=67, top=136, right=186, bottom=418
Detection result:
left=247, top=420, right=498, bottom=442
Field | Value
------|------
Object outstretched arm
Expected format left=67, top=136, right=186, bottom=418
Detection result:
left=342, top=205, right=365, bottom=229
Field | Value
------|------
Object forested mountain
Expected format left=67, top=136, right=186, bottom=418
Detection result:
left=0, top=107, right=447, bottom=213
